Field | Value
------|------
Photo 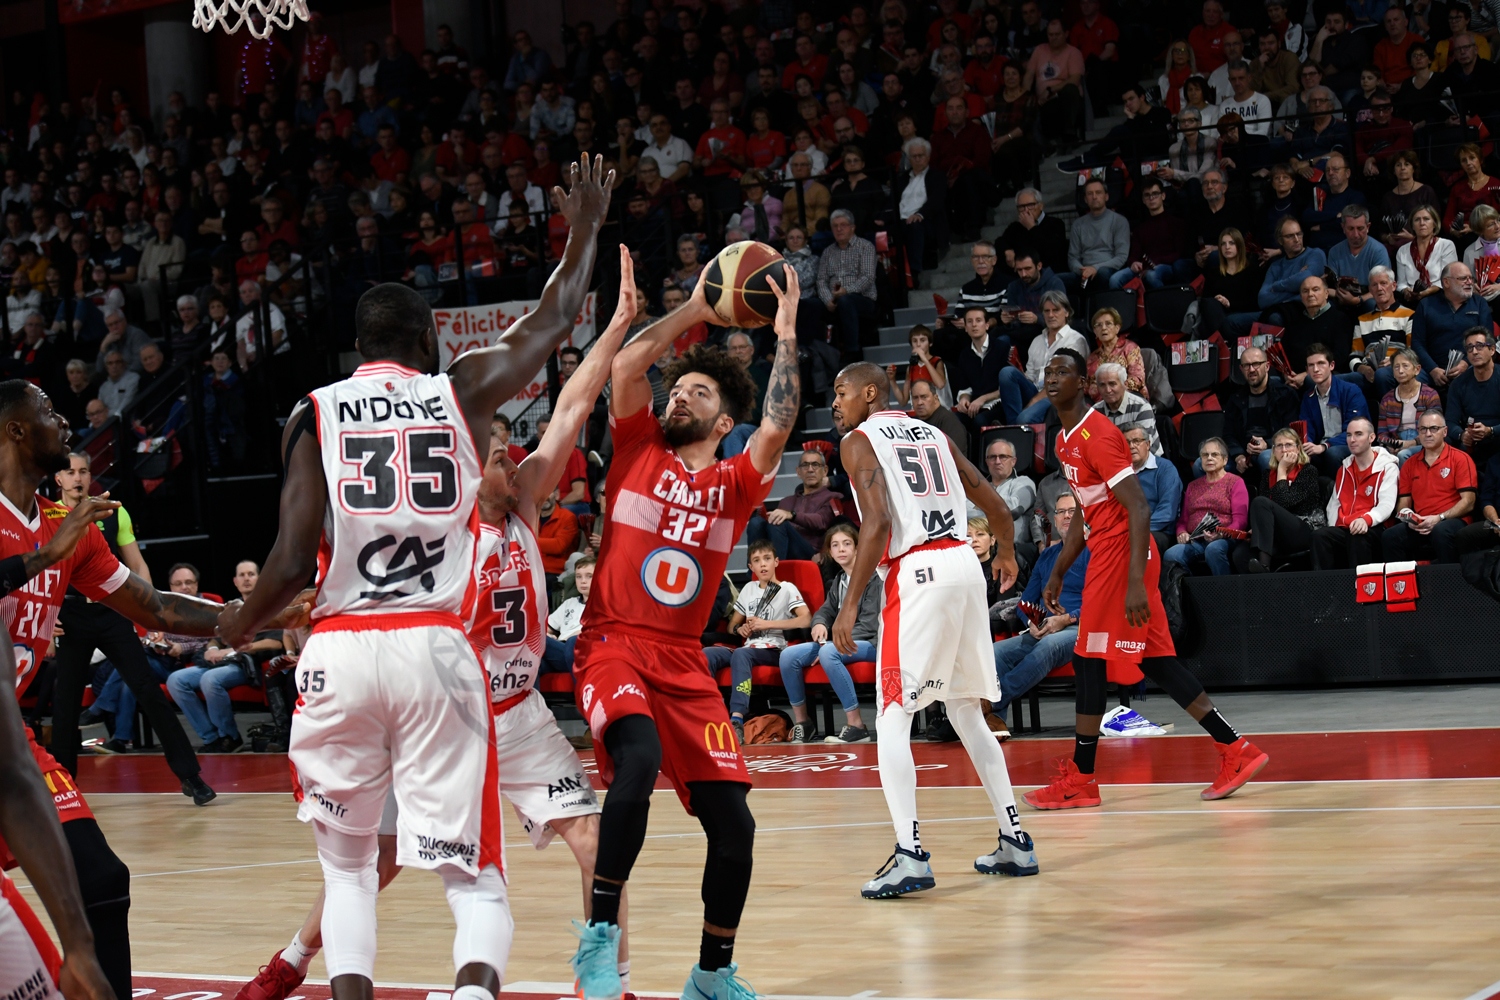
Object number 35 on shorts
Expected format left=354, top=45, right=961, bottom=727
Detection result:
left=298, top=668, right=326, bottom=694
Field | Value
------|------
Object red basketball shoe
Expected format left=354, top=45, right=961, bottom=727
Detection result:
left=1201, top=738, right=1270, bottom=801
left=1021, top=758, right=1102, bottom=810
left=234, top=955, right=305, bottom=1000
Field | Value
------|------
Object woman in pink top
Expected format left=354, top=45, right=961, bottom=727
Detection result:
left=1163, top=436, right=1250, bottom=575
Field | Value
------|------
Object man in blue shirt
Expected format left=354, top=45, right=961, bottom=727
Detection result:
left=998, top=249, right=1065, bottom=355
left=1126, top=424, right=1183, bottom=554
left=993, top=493, right=1089, bottom=731
left=1414, top=262, right=1494, bottom=387
left=1300, top=344, right=1370, bottom=474
left=1301, top=153, right=1367, bottom=252
left=1325, top=204, right=1388, bottom=314
left=1258, top=217, right=1327, bottom=310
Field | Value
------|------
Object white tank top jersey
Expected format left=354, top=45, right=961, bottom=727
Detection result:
left=851, top=410, right=969, bottom=562
left=306, top=361, right=483, bottom=622
left=469, top=514, right=550, bottom=701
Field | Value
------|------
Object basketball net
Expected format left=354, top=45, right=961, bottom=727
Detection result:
left=192, top=0, right=310, bottom=39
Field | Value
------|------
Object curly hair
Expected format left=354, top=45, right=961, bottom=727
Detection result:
left=661, top=343, right=759, bottom=425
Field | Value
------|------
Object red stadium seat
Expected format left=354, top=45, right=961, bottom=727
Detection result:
left=538, top=673, right=575, bottom=693
left=714, top=665, right=784, bottom=689
left=775, top=560, right=824, bottom=613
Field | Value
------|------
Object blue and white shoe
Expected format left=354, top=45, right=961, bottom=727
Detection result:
left=1099, top=705, right=1167, bottom=738
left=680, top=962, right=760, bottom=1000
left=570, top=919, right=622, bottom=1000
left=860, top=845, right=935, bottom=898
left=975, top=830, right=1039, bottom=876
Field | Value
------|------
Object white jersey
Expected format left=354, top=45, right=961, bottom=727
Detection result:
left=307, top=361, right=483, bottom=623
left=469, top=514, right=550, bottom=701
left=852, top=410, right=968, bottom=562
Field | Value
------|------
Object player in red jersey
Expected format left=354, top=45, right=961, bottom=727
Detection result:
left=0, top=378, right=278, bottom=998
left=568, top=269, right=801, bottom=1000
left=1024, top=350, right=1269, bottom=809
left=0, top=638, right=113, bottom=1000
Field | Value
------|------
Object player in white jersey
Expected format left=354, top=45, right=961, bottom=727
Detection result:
left=219, top=155, right=616, bottom=1000
left=233, top=248, right=638, bottom=1000
left=0, top=639, right=112, bottom=1000
left=829, top=363, right=1039, bottom=898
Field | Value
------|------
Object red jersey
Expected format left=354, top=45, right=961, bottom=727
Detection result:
left=0, top=495, right=129, bottom=694
left=1069, top=15, right=1119, bottom=61
left=582, top=405, right=773, bottom=644
left=1055, top=408, right=1136, bottom=547
left=1399, top=445, right=1477, bottom=522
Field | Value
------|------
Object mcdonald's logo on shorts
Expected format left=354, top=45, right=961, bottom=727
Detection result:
left=704, top=721, right=739, bottom=759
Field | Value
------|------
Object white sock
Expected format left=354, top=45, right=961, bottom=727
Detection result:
left=283, top=931, right=318, bottom=975
left=875, top=705, right=920, bottom=853
left=949, top=698, right=1022, bottom=838
left=618, top=961, right=631, bottom=989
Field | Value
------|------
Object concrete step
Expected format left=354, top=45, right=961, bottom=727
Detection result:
left=805, top=406, right=834, bottom=434
left=728, top=543, right=747, bottom=575
left=880, top=324, right=911, bottom=346
left=779, top=450, right=806, bottom=473
left=894, top=305, right=937, bottom=326
left=906, top=289, right=938, bottom=310
left=767, top=472, right=800, bottom=501
left=863, top=343, right=914, bottom=366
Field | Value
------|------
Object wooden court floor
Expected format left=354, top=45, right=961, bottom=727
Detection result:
left=17, top=759, right=1500, bottom=1000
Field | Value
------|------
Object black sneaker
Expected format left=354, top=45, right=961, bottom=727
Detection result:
left=99, top=739, right=130, bottom=754
left=789, top=719, right=819, bottom=743
left=824, top=725, right=871, bottom=744
left=181, top=775, right=217, bottom=806
left=1055, top=156, right=1086, bottom=172
left=925, top=717, right=959, bottom=742
left=223, top=734, right=245, bottom=753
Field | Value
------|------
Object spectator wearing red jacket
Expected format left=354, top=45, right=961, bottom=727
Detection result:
left=782, top=35, right=828, bottom=90
left=930, top=95, right=992, bottom=242
left=370, top=126, right=411, bottom=183
left=1188, top=0, right=1238, bottom=74
left=1310, top=417, right=1400, bottom=568
left=964, top=35, right=1008, bottom=104
left=1383, top=408, right=1478, bottom=561
left=1069, top=0, right=1120, bottom=114
left=536, top=489, right=581, bottom=591
left=1355, top=97, right=1413, bottom=179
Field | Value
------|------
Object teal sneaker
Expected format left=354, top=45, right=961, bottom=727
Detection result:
left=570, top=919, right=622, bottom=1000
left=680, top=962, right=760, bottom=1000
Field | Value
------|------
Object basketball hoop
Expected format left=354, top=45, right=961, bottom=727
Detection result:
left=193, top=0, right=310, bottom=38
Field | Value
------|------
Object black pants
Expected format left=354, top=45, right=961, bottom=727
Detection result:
left=992, top=134, right=1041, bottom=194
left=947, top=168, right=994, bottom=241
left=51, top=600, right=201, bottom=780
left=1249, top=496, right=1316, bottom=562
left=1309, top=524, right=1386, bottom=570
left=1454, top=520, right=1500, bottom=558
left=1039, top=84, right=1084, bottom=143
left=1381, top=519, right=1467, bottom=563
left=1082, top=54, right=1118, bottom=115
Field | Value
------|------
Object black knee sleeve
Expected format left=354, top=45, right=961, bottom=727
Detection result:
left=1139, top=656, right=1205, bottom=710
left=595, top=715, right=662, bottom=884
left=1073, top=655, right=1108, bottom=716
left=65, top=819, right=131, bottom=1000
left=688, top=782, right=755, bottom=929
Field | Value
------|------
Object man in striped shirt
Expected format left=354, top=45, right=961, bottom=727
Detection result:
left=1352, top=265, right=1415, bottom=400
left=1092, top=363, right=1162, bottom=456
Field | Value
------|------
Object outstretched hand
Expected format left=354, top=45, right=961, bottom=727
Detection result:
left=767, top=261, right=800, bottom=341
left=552, top=154, right=616, bottom=230
left=606, top=245, right=637, bottom=334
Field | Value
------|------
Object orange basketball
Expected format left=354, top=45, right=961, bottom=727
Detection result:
left=701, top=240, right=788, bottom=326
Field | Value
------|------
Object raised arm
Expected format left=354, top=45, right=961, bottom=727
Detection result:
left=744, top=265, right=801, bottom=477
left=609, top=274, right=719, bottom=419
left=0, top=643, right=112, bottom=1000
left=215, top=400, right=327, bottom=647
left=514, top=245, right=635, bottom=528
left=448, top=154, right=616, bottom=442
left=832, top=430, right=888, bottom=654
left=947, top=434, right=1017, bottom=591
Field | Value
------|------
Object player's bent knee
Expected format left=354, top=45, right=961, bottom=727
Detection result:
left=1139, top=656, right=1205, bottom=708
left=602, top=714, right=662, bottom=803
left=64, top=819, right=131, bottom=906
left=688, top=782, right=755, bottom=862
left=443, top=863, right=514, bottom=977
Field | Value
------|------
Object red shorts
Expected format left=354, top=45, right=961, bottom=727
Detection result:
left=0, top=732, right=95, bottom=871
left=1073, top=533, right=1176, bottom=663
left=574, top=629, right=751, bottom=812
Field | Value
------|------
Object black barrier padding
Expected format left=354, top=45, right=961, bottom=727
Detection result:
left=1178, top=565, right=1500, bottom=687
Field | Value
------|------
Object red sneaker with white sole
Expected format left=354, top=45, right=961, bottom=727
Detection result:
left=1201, top=738, right=1270, bottom=800
left=234, top=955, right=305, bottom=1000
left=1021, top=758, right=1102, bottom=810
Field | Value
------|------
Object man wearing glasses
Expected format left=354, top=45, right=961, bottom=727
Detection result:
left=1413, top=262, right=1493, bottom=387
left=1288, top=87, right=1352, bottom=175
left=1355, top=97, right=1414, bottom=181
left=1441, top=32, right=1500, bottom=126
left=973, top=437, right=1038, bottom=566
left=1220, top=345, right=1300, bottom=474
left=1107, top=177, right=1194, bottom=289
left=1276, top=63, right=1340, bottom=142
left=1258, top=217, right=1327, bottom=312
left=990, top=492, right=1088, bottom=740
left=1383, top=409, right=1478, bottom=563
left=1446, top=327, right=1500, bottom=464
left=997, top=190, right=1068, bottom=277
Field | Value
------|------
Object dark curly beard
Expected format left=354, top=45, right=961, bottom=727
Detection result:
left=662, top=413, right=716, bottom=448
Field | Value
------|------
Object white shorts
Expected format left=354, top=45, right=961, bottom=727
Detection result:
left=0, top=873, right=60, bottom=1000
left=377, top=689, right=599, bottom=851
left=877, top=542, right=1000, bottom=714
left=289, top=622, right=500, bottom=877
left=495, top=689, right=600, bottom=849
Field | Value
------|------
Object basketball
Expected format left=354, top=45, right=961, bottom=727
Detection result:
left=701, top=240, right=788, bottom=326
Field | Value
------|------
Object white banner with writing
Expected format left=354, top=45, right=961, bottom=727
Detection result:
left=432, top=293, right=597, bottom=421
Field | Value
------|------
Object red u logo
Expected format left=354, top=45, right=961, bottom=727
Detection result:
left=655, top=562, right=689, bottom=593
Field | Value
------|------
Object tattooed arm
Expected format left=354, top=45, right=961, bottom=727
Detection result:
left=831, top=429, right=888, bottom=654
left=745, top=265, right=802, bottom=477
left=99, top=572, right=231, bottom=636
left=946, top=433, right=1018, bottom=592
